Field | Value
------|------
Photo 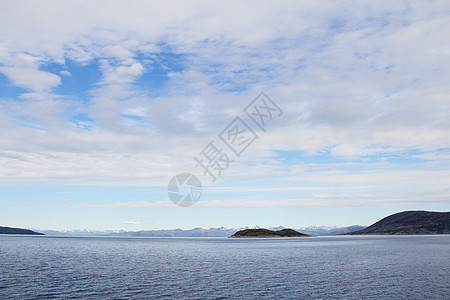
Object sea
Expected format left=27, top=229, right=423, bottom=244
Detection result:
left=0, top=235, right=449, bottom=299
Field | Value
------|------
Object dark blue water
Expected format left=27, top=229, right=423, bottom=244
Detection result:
left=0, top=235, right=449, bottom=299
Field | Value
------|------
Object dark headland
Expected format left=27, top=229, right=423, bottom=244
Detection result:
left=230, top=228, right=311, bottom=238
left=346, top=211, right=449, bottom=235
left=0, top=226, right=44, bottom=235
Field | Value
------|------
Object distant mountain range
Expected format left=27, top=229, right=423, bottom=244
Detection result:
left=0, top=226, right=43, bottom=235
left=36, top=225, right=365, bottom=237
left=347, top=211, right=449, bottom=235
left=298, top=225, right=366, bottom=236
left=4, top=210, right=448, bottom=237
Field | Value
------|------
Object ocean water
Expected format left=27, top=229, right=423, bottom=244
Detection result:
left=0, top=235, right=449, bottom=299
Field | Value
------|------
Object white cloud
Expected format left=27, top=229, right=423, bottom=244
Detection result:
left=0, top=66, right=61, bottom=92
left=0, top=0, right=449, bottom=211
left=124, top=221, right=145, bottom=225
left=99, top=59, right=144, bottom=84
left=59, top=70, right=71, bottom=77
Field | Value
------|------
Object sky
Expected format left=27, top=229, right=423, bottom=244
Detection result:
left=0, top=0, right=449, bottom=231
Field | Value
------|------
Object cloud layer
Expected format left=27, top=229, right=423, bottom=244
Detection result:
left=1, top=0, right=449, bottom=207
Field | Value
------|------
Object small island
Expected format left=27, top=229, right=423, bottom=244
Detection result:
left=230, top=228, right=311, bottom=238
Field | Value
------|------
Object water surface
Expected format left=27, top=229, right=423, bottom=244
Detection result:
left=0, top=235, right=449, bottom=299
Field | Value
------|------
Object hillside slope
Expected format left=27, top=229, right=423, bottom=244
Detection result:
left=0, top=226, right=44, bottom=235
left=347, top=211, right=449, bottom=235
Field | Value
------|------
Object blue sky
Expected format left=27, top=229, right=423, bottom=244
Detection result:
left=0, top=1, right=449, bottom=230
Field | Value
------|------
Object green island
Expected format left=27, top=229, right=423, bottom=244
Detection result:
left=230, top=228, right=311, bottom=238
